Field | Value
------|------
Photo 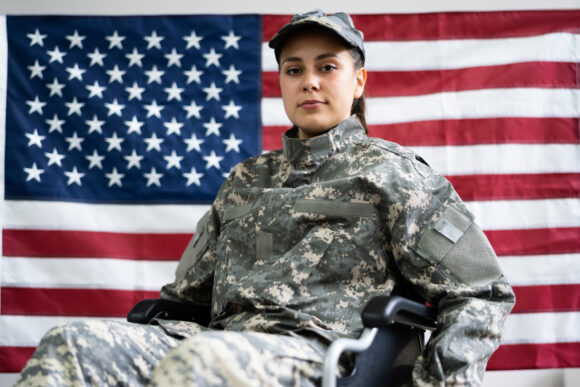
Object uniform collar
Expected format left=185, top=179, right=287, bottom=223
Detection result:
left=282, top=116, right=365, bottom=167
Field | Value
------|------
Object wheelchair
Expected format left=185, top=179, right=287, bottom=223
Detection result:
left=128, top=295, right=437, bottom=386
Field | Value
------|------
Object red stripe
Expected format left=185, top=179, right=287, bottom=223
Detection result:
left=512, top=285, right=580, bottom=314
left=448, top=173, right=580, bottom=201
left=486, top=227, right=580, bottom=256
left=263, top=62, right=578, bottom=98
left=1, top=287, right=160, bottom=317
left=0, top=347, right=35, bottom=373
left=2, top=229, right=191, bottom=260
left=263, top=11, right=580, bottom=42
left=488, top=342, right=580, bottom=370
left=368, top=118, right=580, bottom=147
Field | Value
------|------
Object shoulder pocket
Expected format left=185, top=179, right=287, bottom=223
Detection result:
left=175, top=211, right=211, bottom=281
left=223, top=204, right=253, bottom=222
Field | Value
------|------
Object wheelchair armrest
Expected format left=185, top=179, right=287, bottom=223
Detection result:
left=361, top=295, right=437, bottom=331
left=127, top=298, right=211, bottom=326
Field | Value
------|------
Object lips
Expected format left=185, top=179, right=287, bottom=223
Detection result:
left=300, top=99, right=325, bottom=109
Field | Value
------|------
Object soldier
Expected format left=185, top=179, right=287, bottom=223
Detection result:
left=15, top=10, right=515, bottom=386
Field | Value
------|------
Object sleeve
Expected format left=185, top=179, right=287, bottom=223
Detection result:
left=160, top=204, right=220, bottom=307
left=390, top=173, right=515, bottom=386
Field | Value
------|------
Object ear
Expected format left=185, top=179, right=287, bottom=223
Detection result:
left=354, top=67, right=367, bottom=99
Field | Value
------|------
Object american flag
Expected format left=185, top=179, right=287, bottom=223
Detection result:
left=0, top=11, right=579, bottom=376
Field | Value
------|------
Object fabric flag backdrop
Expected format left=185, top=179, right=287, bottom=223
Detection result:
left=0, top=10, right=579, bottom=375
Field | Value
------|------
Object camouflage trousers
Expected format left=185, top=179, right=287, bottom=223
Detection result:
left=14, top=319, right=326, bottom=386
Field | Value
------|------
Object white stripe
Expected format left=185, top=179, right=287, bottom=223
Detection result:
left=410, top=144, right=580, bottom=175
left=501, top=312, right=580, bottom=345
left=1, top=257, right=177, bottom=290
left=2, top=311, right=578, bottom=347
left=262, top=33, right=580, bottom=71
left=262, top=88, right=580, bottom=126
left=0, top=315, right=124, bottom=346
left=3, top=200, right=210, bottom=232
left=499, top=254, right=580, bottom=286
left=466, top=198, right=580, bottom=230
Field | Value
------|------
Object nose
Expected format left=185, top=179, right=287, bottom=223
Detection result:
left=302, top=71, right=319, bottom=92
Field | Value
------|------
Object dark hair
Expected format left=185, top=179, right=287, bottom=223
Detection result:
left=348, top=47, right=368, bottom=134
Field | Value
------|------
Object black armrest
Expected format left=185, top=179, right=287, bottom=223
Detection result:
left=361, top=295, right=437, bottom=331
left=127, top=298, right=211, bottom=326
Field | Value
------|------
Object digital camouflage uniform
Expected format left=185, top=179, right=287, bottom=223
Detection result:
left=15, top=116, right=514, bottom=386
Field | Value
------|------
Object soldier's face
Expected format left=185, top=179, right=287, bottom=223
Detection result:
left=278, top=30, right=366, bottom=139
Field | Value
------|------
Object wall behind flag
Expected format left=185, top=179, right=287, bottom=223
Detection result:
left=0, top=1, right=579, bottom=387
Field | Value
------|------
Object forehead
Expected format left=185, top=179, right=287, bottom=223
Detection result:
left=278, top=26, right=350, bottom=61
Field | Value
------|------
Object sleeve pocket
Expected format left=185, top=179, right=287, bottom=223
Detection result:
left=175, top=211, right=211, bottom=281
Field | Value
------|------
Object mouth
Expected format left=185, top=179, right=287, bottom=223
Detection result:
left=299, top=100, right=325, bottom=109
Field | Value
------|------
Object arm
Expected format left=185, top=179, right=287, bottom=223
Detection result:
left=391, top=178, right=515, bottom=386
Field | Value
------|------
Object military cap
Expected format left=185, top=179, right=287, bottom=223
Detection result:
left=268, top=9, right=366, bottom=63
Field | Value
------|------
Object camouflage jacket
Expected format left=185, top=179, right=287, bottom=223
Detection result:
left=161, top=116, right=515, bottom=385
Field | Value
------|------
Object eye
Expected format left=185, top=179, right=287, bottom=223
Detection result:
left=321, top=64, right=337, bottom=72
left=285, top=67, right=302, bottom=75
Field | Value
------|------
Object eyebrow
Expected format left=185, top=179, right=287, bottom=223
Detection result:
left=281, top=52, right=340, bottom=65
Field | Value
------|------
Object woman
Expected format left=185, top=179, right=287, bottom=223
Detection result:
left=16, top=10, right=515, bottom=386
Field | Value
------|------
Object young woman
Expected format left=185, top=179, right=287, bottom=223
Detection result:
left=16, top=11, right=515, bottom=386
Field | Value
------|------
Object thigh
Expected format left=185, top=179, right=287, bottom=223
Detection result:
left=150, top=331, right=326, bottom=387
left=15, top=320, right=182, bottom=387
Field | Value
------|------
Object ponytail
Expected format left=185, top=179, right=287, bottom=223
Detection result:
left=348, top=48, right=368, bottom=134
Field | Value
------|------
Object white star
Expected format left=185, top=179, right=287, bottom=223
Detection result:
left=144, top=100, right=164, bottom=118
left=65, top=166, right=85, bottom=186
left=46, top=78, right=66, bottom=97
left=144, top=167, right=163, bottom=187
left=164, top=82, right=184, bottom=101
left=65, top=97, right=84, bottom=116
left=144, top=30, right=164, bottom=50
left=184, top=65, right=203, bottom=84
left=85, top=149, right=105, bottom=169
left=104, top=132, right=125, bottom=152
left=106, top=30, right=126, bottom=49
left=46, top=114, right=65, bottom=133
left=221, top=31, right=241, bottom=49
left=124, top=150, right=144, bottom=169
left=144, top=132, right=164, bottom=151
left=183, top=101, right=203, bottom=119
left=183, top=30, right=203, bottom=49
left=222, top=99, right=242, bottom=119
left=184, top=133, right=204, bottom=152
left=106, top=65, right=126, bottom=83
left=27, top=29, right=46, bottom=47
left=223, top=133, right=243, bottom=153
left=125, top=82, right=145, bottom=101
left=86, top=114, right=105, bottom=134
left=105, top=167, right=125, bottom=187
left=165, top=48, right=183, bottom=67
left=163, top=150, right=184, bottom=170
left=105, top=98, right=125, bottom=117
left=86, top=81, right=106, bottom=98
left=126, top=48, right=145, bottom=67
left=65, top=63, right=86, bottom=81
left=203, top=48, right=222, bottom=67
left=45, top=148, right=65, bottom=167
left=203, top=117, right=222, bottom=137
left=125, top=116, right=144, bottom=135
left=164, top=117, right=184, bottom=136
left=28, top=60, right=46, bottom=79
left=47, top=46, right=67, bottom=63
left=24, top=163, right=45, bottom=182
left=183, top=167, right=204, bottom=186
left=145, top=65, right=164, bottom=84
left=65, top=30, right=86, bottom=49
left=26, top=96, right=46, bottom=115
left=65, top=131, right=84, bottom=151
left=202, top=82, right=223, bottom=101
left=203, top=150, right=223, bottom=170
left=25, top=129, right=45, bottom=148
left=222, top=64, right=242, bottom=84
left=87, top=48, right=107, bottom=66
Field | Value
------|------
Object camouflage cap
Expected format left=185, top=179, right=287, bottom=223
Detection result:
left=268, top=9, right=365, bottom=64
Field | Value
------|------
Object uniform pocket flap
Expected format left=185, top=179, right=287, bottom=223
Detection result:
left=223, top=204, right=253, bottom=222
